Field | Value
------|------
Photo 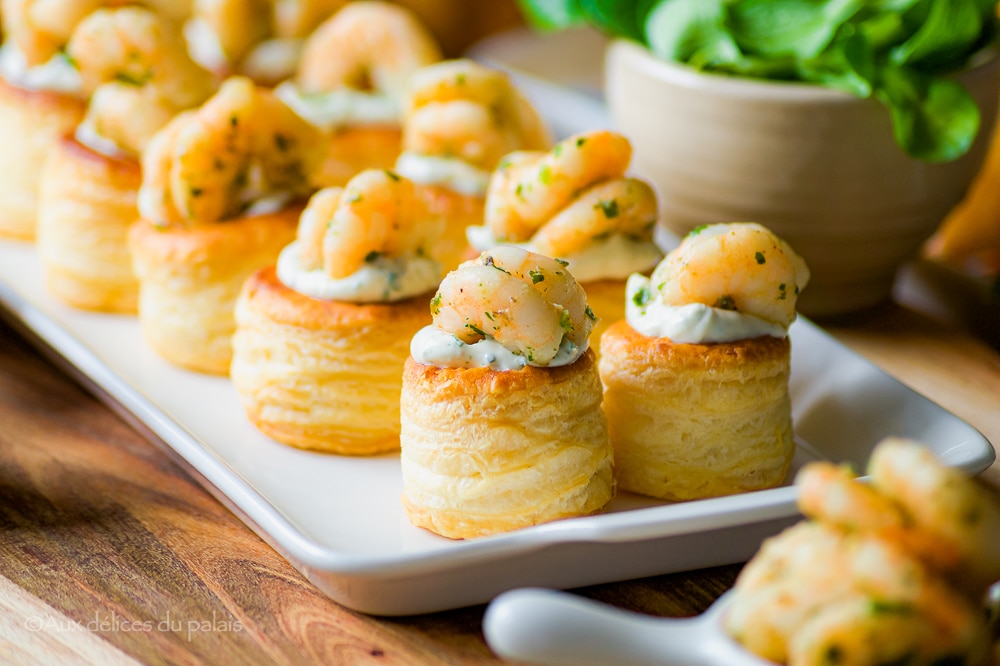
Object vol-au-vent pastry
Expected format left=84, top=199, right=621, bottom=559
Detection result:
left=36, top=7, right=215, bottom=313
left=184, top=0, right=345, bottom=87
left=129, top=76, right=323, bottom=375
left=231, top=168, right=442, bottom=454
left=395, top=58, right=550, bottom=272
left=274, top=1, right=442, bottom=188
left=599, top=222, right=811, bottom=501
left=0, top=0, right=88, bottom=239
left=470, top=129, right=662, bottom=357
left=726, top=437, right=1000, bottom=665
left=401, top=246, right=613, bottom=539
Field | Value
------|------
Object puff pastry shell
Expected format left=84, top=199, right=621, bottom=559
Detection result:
left=37, top=136, right=141, bottom=312
left=128, top=208, right=298, bottom=375
left=598, top=320, right=794, bottom=501
left=231, top=266, right=432, bottom=454
left=0, top=80, right=85, bottom=239
left=400, top=350, right=614, bottom=539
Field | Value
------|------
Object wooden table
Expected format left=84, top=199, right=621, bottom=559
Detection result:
left=1, top=259, right=998, bottom=665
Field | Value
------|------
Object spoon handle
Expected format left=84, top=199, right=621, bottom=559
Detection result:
left=483, top=588, right=713, bottom=666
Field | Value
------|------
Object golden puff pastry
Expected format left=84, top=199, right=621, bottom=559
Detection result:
left=230, top=169, right=444, bottom=453
left=598, top=222, right=811, bottom=501
left=414, top=183, right=486, bottom=273
left=0, top=80, right=86, bottom=239
left=128, top=208, right=299, bottom=375
left=599, top=320, right=794, bottom=501
left=579, top=278, right=627, bottom=360
left=314, top=125, right=403, bottom=187
left=231, top=266, right=432, bottom=454
left=36, top=136, right=142, bottom=312
left=401, top=247, right=613, bottom=539
left=400, top=349, right=614, bottom=539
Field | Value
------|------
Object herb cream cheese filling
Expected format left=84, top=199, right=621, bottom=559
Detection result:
left=466, top=225, right=662, bottom=283
left=274, top=81, right=400, bottom=131
left=410, top=324, right=586, bottom=371
left=0, top=44, right=82, bottom=95
left=625, top=273, right=788, bottom=343
left=277, top=241, right=441, bottom=303
left=394, top=152, right=491, bottom=197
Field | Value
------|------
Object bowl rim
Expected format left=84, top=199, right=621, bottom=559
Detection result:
left=607, top=37, right=1000, bottom=104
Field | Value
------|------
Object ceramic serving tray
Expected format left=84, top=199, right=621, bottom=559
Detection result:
left=0, top=237, right=993, bottom=616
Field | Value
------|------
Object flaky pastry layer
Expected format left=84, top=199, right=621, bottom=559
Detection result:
left=598, top=320, right=794, bottom=501
left=128, top=208, right=299, bottom=375
left=231, top=266, right=433, bottom=454
left=416, top=183, right=484, bottom=273
left=37, top=136, right=141, bottom=313
left=400, top=349, right=614, bottom=539
left=0, top=80, right=85, bottom=239
left=313, top=125, right=401, bottom=188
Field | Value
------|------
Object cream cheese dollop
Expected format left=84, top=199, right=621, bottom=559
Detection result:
left=0, top=44, right=82, bottom=94
left=394, top=152, right=491, bottom=197
left=410, top=324, right=586, bottom=370
left=466, top=225, right=662, bottom=283
left=625, top=273, right=787, bottom=343
left=274, top=80, right=399, bottom=131
left=277, top=241, right=440, bottom=303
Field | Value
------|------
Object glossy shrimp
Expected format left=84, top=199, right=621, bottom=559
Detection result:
left=650, top=222, right=810, bottom=328
left=295, top=1, right=441, bottom=97
left=402, top=58, right=549, bottom=171
left=313, top=169, right=438, bottom=279
left=139, top=76, right=323, bottom=226
left=485, top=130, right=632, bottom=243
left=431, top=247, right=592, bottom=365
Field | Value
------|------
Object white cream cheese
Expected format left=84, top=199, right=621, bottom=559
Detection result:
left=0, top=44, right=82, bottom=94
left=184, top=18, right=229, bottom=75
left=625, top=273, right=787, bottom=343
left=466, top=226, right=662, bottom=283
left=394, top=152, right=491, bottom=197
left=410, top=324, right=586, bottom=370
left=276, top=241, right=441, bottom=303
left=75, top=118, right=130, bottom=159
left=274, top=81, right=399, bottom=131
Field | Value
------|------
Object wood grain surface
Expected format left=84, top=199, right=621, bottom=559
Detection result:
left=1, top=258, right=999, bottom=664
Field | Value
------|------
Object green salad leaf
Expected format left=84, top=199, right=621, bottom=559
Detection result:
left=516, top=0, right=999, bottom=162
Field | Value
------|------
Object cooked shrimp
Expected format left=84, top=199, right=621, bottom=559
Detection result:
left=529, top=178, right=658, bottom=257
left=485, top=130, right=632, bottom=243
left=402, top=59, right=549, bottom=170
left=869, top=437, right=1000, bottom=593
left=651, top=222, right=810, bottom=328
left=77, top=82, right=178, bottom=155
left=272, top=0, right=344, bottom=38
left=140, top=76, right=323, bottom=226
left=190, top=0, right=271, bottom=66
left=295, top=1, right=441, bottom=98
left=2, top=0, right=104, bottom=66
left=431, top=247, right=592, bottom=365
left=726, top=521, right=987, bottom=665
left=317, top=169, right=436, bottom=278
left=295, top=185, right=340, bottom=270
left=68, top=6, right=214, bottom=107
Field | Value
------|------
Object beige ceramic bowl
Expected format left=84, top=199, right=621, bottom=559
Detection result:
left=605, top=39, right=1000, bottom=318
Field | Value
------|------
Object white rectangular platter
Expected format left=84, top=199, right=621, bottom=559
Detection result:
left=0, top=237, right=993, bottom=616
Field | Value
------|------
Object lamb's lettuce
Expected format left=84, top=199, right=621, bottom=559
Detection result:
left=517, top=0, right=998, bottom=162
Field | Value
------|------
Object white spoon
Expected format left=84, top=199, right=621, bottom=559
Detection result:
left=483, top=588, right=774, bottom=666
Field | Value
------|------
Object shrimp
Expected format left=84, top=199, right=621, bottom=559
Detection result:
left=295, top=185, right=341, bottom=270
left=67, top=6, right=214, bottom=108
left=2, top=0, right=105, bottom=66
left=318, top=169, right=437, bottom=278
left=190, top=0, right=271, bottom=67
left=295, top=1, right=441, bottom=98
left=529, top=178, right=658, bottom=257
left=726, top=521, right=987, bottom=665
left=651, top=222, right=810, bottom=328
left=140, top=76, right=323, bottom=226
left=431, top=247, right=592, bottom=365
left=77, top=82, right=178, bottom=155
left=402, top=58, right=550, bottom=170
left=484, top=130, right=632, bottom=242
left=272, top=0, right=345, bottom=38
left=869, top=437, right=1000, bottom=594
